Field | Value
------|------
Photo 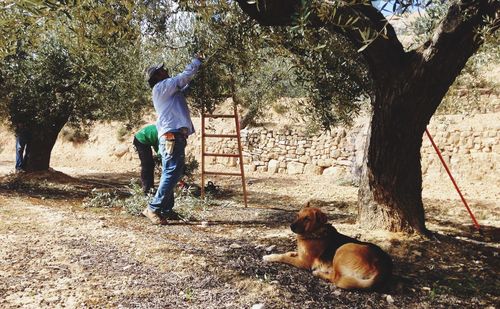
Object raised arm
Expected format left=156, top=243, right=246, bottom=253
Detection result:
left=172, top=58, right=202, bottom=90
left=153, top=57, right=202, bottom=99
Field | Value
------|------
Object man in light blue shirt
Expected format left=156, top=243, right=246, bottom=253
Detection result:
left=143, top=56, right=203, bottom=225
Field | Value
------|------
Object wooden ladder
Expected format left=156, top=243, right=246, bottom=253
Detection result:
left=200, top=103, right=248, bottom=207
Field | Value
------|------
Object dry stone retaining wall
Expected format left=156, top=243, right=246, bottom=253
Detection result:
left=193, top=113, right=499, bottom=183
left=239, top=126, right=363, bottom=178
left=1, top=114, right=497, bottom=185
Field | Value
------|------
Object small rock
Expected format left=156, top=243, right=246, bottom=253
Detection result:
left=229, top=243, right=242, bottom=249
left=114, top=145, right=129, bottom=157
left=333, top=290, right=341, bottom=296
left=265, top=245, right=276, bottom=252
left=412, top=250, right=422, bottom=257
left=385, top=294, right=394, bottom=304
left=422, top=287, right=431, bottom=291
left=200, top=221, right=209, bottom=227
left=251, top=304, right=265, bottom=309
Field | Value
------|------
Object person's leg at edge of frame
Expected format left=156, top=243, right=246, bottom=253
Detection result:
left=133, top=137, right=154, bottom=194
left=15, top=136, right=26, bottom=171
left=148, top=136, right=186, bottom=215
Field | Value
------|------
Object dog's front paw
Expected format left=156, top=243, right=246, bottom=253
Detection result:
left=263, top=254, right=278, bottom=262
left=312, top=269, right=331, bottom=277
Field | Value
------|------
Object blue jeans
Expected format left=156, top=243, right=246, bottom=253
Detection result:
left=148, top=135, right=186, bottom=214
left=15, top=133, right=30, bottom=170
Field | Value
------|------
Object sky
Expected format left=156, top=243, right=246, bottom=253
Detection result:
left=372, top=0, right=425, bottom=16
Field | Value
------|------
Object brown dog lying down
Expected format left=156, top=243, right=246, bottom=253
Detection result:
left=263, top=207, right=392, bottom=290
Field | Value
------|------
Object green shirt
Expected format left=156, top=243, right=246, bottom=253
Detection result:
left=135, top=124, right=159, bottom=153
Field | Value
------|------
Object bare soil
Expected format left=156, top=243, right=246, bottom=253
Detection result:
left=0, top=162, right=498, bottom=308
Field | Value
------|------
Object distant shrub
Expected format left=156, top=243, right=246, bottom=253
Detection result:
left=61, top=127, right=90, bottom=143
left=272, top=102, right=288, bottom=115
left=116, top=125, right=130, bottom=142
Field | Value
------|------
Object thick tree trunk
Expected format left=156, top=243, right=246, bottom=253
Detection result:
left=358, top=95, right=429, bottom=234
left=357, top=48, right=473, bottom=234
left=24, top=120, right=67, bottom=172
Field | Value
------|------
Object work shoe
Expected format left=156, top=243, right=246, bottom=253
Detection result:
left=142, top=208, right=168, bottom=225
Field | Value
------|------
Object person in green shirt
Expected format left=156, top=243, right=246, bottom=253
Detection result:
left=133, top=124, right=160, bottom=194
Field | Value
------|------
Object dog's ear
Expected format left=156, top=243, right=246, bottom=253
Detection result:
left=315, top=210, right=328, bottom=224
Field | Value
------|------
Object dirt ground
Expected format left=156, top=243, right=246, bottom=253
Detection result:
left=0, top=156, right=498, bottom=309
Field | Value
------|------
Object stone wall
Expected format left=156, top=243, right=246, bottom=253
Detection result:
left=1, top=113, right=497, bottom=185
left=239, top=125, right=364, bottom=178
left=420, top=114, right=499, bottom=184
left=192, top=113, right=500, bottom=183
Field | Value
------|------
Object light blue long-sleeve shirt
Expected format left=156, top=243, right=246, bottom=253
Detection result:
left=152, top=58, right=201, bottom=137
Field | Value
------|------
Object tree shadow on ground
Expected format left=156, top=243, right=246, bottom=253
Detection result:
left=0, top=170, right=137, bottom=200
left=2, top=169, right=498, bottom=308
left=424, top=197, right=499, bottom=242
left=389, top=231, right=499, bottom=306
left=198, top=225, right=499, bottom=308
left=0, top=171, right=87, bottom=199
left=191, top=194, right=498, bottom=308
left=428, top=218, right=498, bottom=243
left=78, top=171, right=138, bottom=188
left=176, top=187, right=357, bottom=229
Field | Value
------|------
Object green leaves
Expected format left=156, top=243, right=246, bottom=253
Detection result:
left=0, top=0, right=150, bottom=133
left=287, top=25, right=371, bottom=128
left=166, top=1, right=372, bottom=129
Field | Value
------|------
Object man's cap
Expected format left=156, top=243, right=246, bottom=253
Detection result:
left=145, top=63, right=164, bottom=81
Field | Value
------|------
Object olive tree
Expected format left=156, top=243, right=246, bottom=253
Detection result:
left=234, top=0, right=499, bottom=234
left=173, top=1, right=370, bottom=129
left=0, top=1, right=150, bottom=171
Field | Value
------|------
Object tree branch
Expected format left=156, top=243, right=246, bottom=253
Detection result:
left=234, top=0, right=301, bottom=26
left=235, top=0, right=406, bottom=85
left=412, top=0, right=499, bottom=115
left=419, top=0, right=499, bottom=65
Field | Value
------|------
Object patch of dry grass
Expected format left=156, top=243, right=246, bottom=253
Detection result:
left=0, top=171, right=498, bottom=308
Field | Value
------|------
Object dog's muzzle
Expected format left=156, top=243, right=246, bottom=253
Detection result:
left=290, top=223, right=302, bottom=234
